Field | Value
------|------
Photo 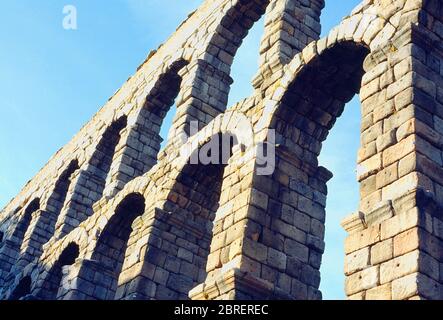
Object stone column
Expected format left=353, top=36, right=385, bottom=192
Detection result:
left=161, top=60, right=233, bottom=157
left=253, top=0, right=324, bottom=92
left=0, top=210, right=47, bottom=288
left=57, top=259, right=117, bottom=300
left=342, top=22, right=443, bottom=300
left=116, top=208, right=212, bottom=300
left=189, top=151, right=331, bottom=300
left=17, top=210, right=52, bottom=267
left=54, top=170, right=96, bottom=238
left=103, top=125, right=162, bottom=198
left=0, top=240, right=20, bottom=286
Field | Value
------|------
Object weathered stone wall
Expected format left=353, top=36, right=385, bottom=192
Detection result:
left=341, top=0, right=443, bottom=300
left=0, top=0, right=442, bottom=300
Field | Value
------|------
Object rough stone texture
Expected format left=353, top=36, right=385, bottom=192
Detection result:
left=1, top=0, right=443, bottom=301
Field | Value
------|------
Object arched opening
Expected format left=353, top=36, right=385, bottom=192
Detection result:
left=317, top=0, right=367, bottom=300
left=140, top=61, right=186, bottom=160
left=9, top=276, right=32, bottom=300
left=318, top=95, right=361, bottom=300
left=226, top=12, right=265, bottom=107
left=41, top=242, right=80, bottom=300
left=11, top=198, right=40, bottom=245
left=174, top=135, right=236, bottom=221
left=159, top=133, right=237, bottom=298
left=89, top=116, right=128, bottom=184
left=101, top=61, right=188, bottom=199
left=0, top=206, right=27, bottom=278
left=47, top=160, right=79, bottom=223
left=269, top=40, right=370, bottom=299
left=91, top=193, right=145, bottom=299
left=228, top=15, right=265, bottom=107
left=21, top=160, right=80, bottom=259
left=57, top=117, right=128, bottom=236
left=159, top=105, right=177, bottom=151
left=205, top=0, right=269, bottom=109
left=278, top=42, right=369, bottom=141
left=157, top=1, right=270, bottom=153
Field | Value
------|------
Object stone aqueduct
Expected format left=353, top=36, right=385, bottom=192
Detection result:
left=0, top=0, right=443, bottom=300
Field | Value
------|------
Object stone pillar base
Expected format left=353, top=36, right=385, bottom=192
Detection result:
left=342, top=189, right=443, bottom=300
left=59, top=259, right=117, bottom=300
left=189, top=269, right=294, bottom=300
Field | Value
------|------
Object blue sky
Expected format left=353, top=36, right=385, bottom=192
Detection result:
left=0, top=0, right=362, bottom=299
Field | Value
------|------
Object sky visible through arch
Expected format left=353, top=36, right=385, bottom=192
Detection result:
left=0, top=0, right=362, bottom=300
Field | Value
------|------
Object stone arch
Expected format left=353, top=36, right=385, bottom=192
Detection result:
left=186, top=1, right=432, bottom=301
left=204, top=0, right=269, bottom=76
left=140, top=132, right=238, bottom=300
left=55, top=116, right=128, bottom=237
left=0, top=204, right=33, bottom=285
left=29, top=225, right=89, bottom=300
left=191, top=38, right=374, bottom=300
left=10, top=198, right=40, bottom=247
left=88, top=193, right=145, bottom=299
left=88, top=116, right=128, bottom=183
left=39, top=226, right=89, bottom=263
left=8, top=275, right=32, bottom=300
left=46, top=159, right=80, bottom=221
left=254, top=5, right=400, bottom=133
left=273, top=40, right=370, bottom=147
left=172, top=109, right=255, bottom=174
left=37, top=242, right=80, bottom=300
left=168, top=132, right=238, bottom=218
left=163, top=0, right=271, bottom=151
left=245, top=40, right=371, bottom=299
left=2, top=206, right=23, bottom=235
left=19, top=160, right=80, bottom=265
left=103, top=60, right=189, bottom=197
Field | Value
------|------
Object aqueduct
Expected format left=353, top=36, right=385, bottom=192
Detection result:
left=1, top=0, right=443, bottom=300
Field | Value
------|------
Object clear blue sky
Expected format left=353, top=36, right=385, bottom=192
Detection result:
left=0, top=0, right=362, bottom=299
